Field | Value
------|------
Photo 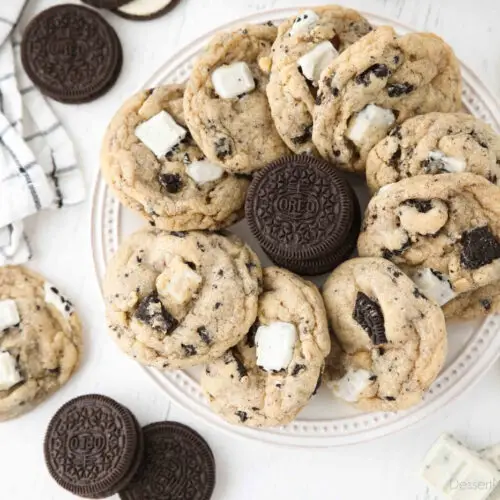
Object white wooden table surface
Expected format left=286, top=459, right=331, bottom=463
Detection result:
left=2, top=0, right=500, bottom=498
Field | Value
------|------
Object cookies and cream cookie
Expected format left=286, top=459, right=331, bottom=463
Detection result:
left=184, top=24, right=289, bottom=173
left=101, top=84, right=249, bottom=230
left=322, top=258, right=447, bottom=412
left=367, top=113, right=500, bottom=192
left=313, top=26, right=461, bottom=172
left=202, top=267, right=330, bottom=427
left=267, top=6, right=372, bottom=154
left=358, top=173, right=500, bottom=300
left=0, top=266, right=81, bottom=421
left=103, top=228, right=262, bottom=370
left=443, top=282, right=500, bottom=320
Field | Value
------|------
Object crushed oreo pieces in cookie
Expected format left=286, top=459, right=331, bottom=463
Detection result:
left=460, top=226, right=500, bottom=270
left=353, top=292, right=387, bottom=345
left=134, top=292, right=178, bottom=336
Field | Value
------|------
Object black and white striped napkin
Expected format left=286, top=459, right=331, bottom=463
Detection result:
left=0, top=1, right=85, bottom=265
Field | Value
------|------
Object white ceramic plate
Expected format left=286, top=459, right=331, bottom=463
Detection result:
left=92, top=9, right=500, bottom=447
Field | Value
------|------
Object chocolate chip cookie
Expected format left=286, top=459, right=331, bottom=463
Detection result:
left=0, top=266, right=82, bottom=421
left=266, top=6, right=372, bottom=155
left=313, top=26, right=461, bottom=172
left=184, top=24, right=289, bottom=173
left=358, top=173, right=500, bottom=301
left=322, top=258, right=447, bottom=412
left=367, top=112, right=500, bottom=192
left=103, top=229, right=262, bottom=370
left=202, top=267, right=330, bottom=427
left=101, top=85, right=249, bottom=230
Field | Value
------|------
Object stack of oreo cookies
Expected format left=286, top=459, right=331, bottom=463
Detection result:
left=246, top=155, right=361, bottom=276
left=44, top=395, right=216, bottom=499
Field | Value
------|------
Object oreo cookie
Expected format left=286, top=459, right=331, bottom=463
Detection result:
left=21, top=5, right=123, bottom=104
left=119, top=422, right=216, bottom=500
left=81, top=0, right=131, bottom=8
left=245, top=155, right=360, bottom=276
left=112, top=0, right=181, bottom=21
left=44, top=395, right=144, bottom=499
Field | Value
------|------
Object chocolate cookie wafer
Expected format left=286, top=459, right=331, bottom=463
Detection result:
left=246, top=155, right=360, bottom=275
left=82, top=0, right=131, bottom=8
left=22, top=4, right=123, bottom=104
left=112, top=0, right=181, bottom=20
left=44, top=394, right=144, bottom=499
left=120, top=422, right=216, bottom=500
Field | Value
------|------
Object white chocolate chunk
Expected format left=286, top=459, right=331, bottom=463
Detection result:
left=44, top=282, right=74, bottom=319
left=118, top=0, right=172, bottom=16
left=421, top=434, right=500, bottom=500
left=331, top=368, right=373, bottom=403
left=427, top=150, right=467, bottom=173
left=0, top=351, right=22, bottom=391
left=346, top=105, right=395, bottom=147
left=156, top=256, right=202, bottom=305
left=0, top=300, right=20, bottom=332
left=298, top=41, right=339, bottom=82
left=412, top=268, right=456, bottom=306
left=397, top=199, right=448, bottom=236
left=211, top=62, right=255, bottom=99
left=255, top=321, right=297, bottom=372
left=289, top=10, right=320, bottom=37
left=186, top=160, right=224, bottom=185
left=135, top=110, right=187, bottom=158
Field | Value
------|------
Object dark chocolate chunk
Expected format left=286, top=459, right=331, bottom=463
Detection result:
left=235, top=411, right=248, bottom=423
left=119, top=422, right=215, bottom=500
left=481, top=298, right=492, bottom=311
left=460, top=226, right=500, bottom=270
left=197, top=326, right=211, bottom=345
left=134, top=293, right=178, bottom=336
left=291, top=125, right=313, bottom=145
left=355, top=64, right=390, bottom=86
left=159, top=173, right=183, bottom=193
left=291, top=364, right=306, bottom=376
left=387, top=82, right=415, bottom=97
left=45, top=395, right=143, bottom=498
left=22, top=5, right=122, bottom=104
left=214, top=137, right=233, bottom=159
left=182, top=344, right=197, bottom=356
left=353, top=292, right=387, bottom=345
left=214, top=302, right=222, bottom=310
left=404, top=199, right=433, bottom=213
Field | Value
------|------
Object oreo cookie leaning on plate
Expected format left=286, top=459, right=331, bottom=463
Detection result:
left=21, top=4, right=123, bottom=104
left=119, top=422, right=216, bottom=500
left=246, top=154, right=360, bottom=276
left=112, top=0, right=181, bottom=21
left=44, top=394, right=144, bottom=499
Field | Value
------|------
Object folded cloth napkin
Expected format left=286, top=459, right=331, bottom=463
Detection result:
left=0, top=1, right=85, bottom=266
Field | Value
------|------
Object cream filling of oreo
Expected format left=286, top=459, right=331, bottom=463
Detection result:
left=118, top=0, right=172, bottom=16
left=412, top=268, right=456, bottom=306
left=0, top=300, right=20, bottom=332
left=397, top=199, right=448, bottom=236
left=331, top=368, right=373, bottom=403
left=255, top=322, right=297, bottom=372
left=0, top=351, right=22, bottom=391
left=156, top=256, right=202, bottom=305
left=44, top=283, right=74, bottom=319
left=346, top=105, right=395, bottom=148
left=298, top=41, right=338, bottom=82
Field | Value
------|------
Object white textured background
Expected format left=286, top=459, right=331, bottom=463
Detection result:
left=1, top=0, right=500, bottom=498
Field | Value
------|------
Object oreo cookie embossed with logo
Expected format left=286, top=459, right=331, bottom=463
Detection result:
left=246, top=155, right=360, bottom=275
left=21, top=4, right=123, bottom=104
left=44, top=395, right=144, bottom=498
